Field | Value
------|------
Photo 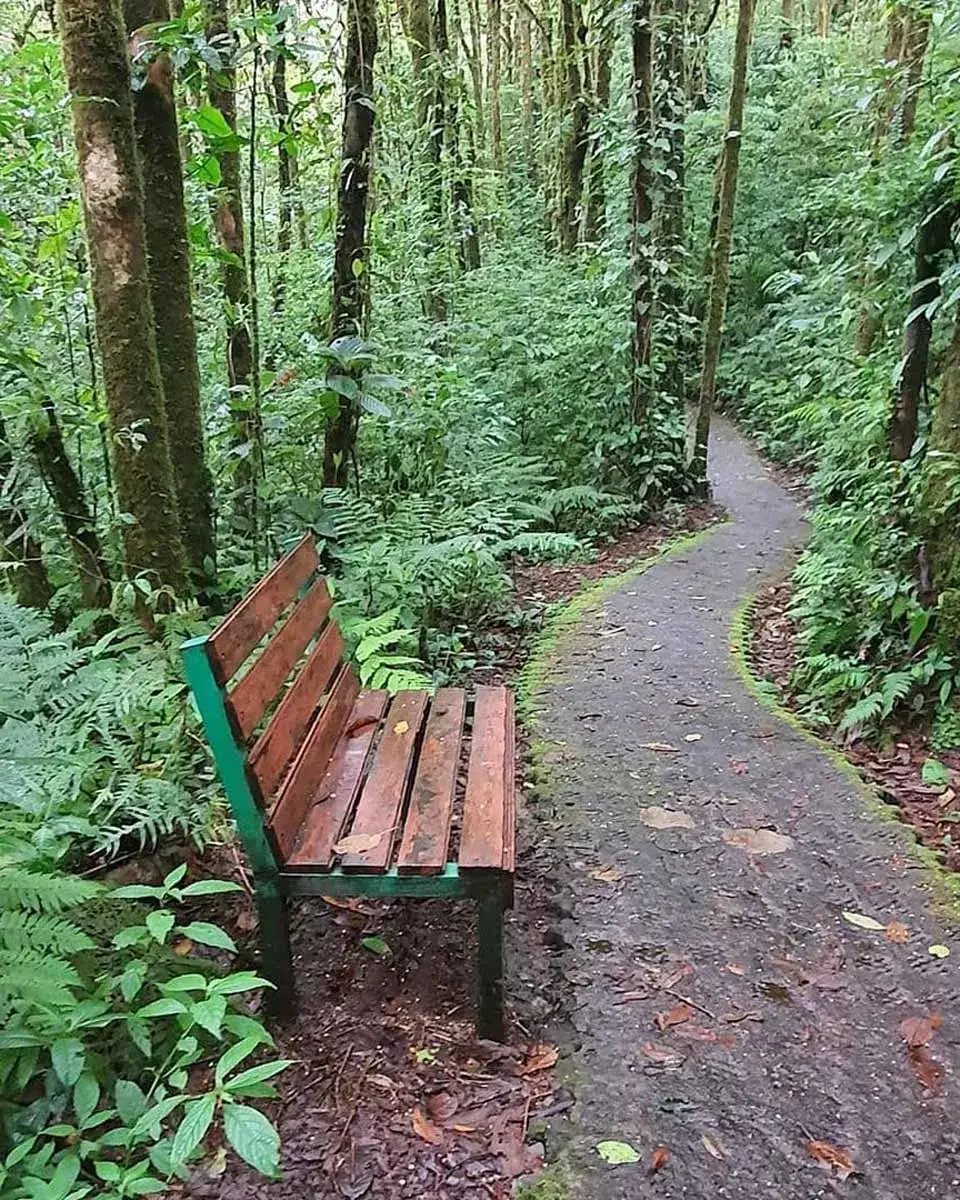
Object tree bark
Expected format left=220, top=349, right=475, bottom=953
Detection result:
left=583, top=15, right=612, bottom=241
left=629, top=0, right=654, bottom=424
left=31, top=400, right=111, bottom=608
left=518, top=0, right=535, bottom=174
left=488, top=0, right=503, bottom=171
left=816, top=0, right=830, bottom=37
left=896, top=4, right=930, bottom=145
left=450, top=0, right=482, bottom=270
left=689, top=0, right=755, bottom=482
left=890, top=201, right=957, bottom=462
left=125, top=0, right=216, bottom=590
left=558, top=0, right=589, bottom=250
left=324, top=0, right=378, bottom=488
left=924, top=317, right=960, bottom=601
left=58, top=0, right=186, bottom=592
left=658, top=0, right=685, bottom=301
left=268, top=0, right=294, bottom=319
left=779, top=0, right=793, bottom=49
left=206, top=0, right=259, bottom=538
left=0, top=416, right=54, bottom=611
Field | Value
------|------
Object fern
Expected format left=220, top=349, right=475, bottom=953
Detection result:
left=0, top=910, right=94, bottom=955
left=0, top=867, right=100, bottom=913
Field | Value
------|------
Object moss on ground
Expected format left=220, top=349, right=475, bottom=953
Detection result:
left=515, top=1162, right=574, bottom=1200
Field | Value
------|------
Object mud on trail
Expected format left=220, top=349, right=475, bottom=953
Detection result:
left=530, top=418, right=960, bottom=1197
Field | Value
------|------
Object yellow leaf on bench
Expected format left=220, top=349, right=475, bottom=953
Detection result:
left=333, top=831, right=384, bottom=855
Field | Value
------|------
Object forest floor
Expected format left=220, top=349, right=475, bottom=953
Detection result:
left=180, top=420, right=960, bottom=1200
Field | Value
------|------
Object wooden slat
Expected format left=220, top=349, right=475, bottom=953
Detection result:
left=248, top=622, right=344, bottom=800
left=459, top=687, right=514, bottom=870
left=267, top=666, right=360, bottom=859
left=395, top=689, right=466, bottom=874
left=208, top=535, right=317, bottom=684
left=285, top=690, right=390, bottom=872
left=339, top=690, right=429, bottom=872
left=501, top=690, right=516, bottom=872
left=227, top=579, right=333, bottom=740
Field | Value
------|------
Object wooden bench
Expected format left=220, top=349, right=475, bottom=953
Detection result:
left=181, top=534, right=516, bottom=1040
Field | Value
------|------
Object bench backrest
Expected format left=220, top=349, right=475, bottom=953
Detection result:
left=181, top=534, right=355, bottom=875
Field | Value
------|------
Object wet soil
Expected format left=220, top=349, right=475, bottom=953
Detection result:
left=531, top=419, right=960, bottom=1197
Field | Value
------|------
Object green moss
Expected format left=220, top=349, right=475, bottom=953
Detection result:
left=515, top=1162, right=574, bottom=1200
left=730, top=594, right=960, bottom=922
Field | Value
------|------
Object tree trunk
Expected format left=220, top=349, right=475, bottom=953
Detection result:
left=324, top=0, right=378, bottom=488
left=518, top=0, right=535, bottom=174
left=890, top=201, right=957, bottom=462
left=924, top=317, right=960, bottom=602
left=58, top=0, right=186, bottom=592
left=269, top=0, right=293, bottom=319
left=689, top=0, right=755, bottom=482
left=629, top=0, right=654, bottom=424
left=816, top=0, right=829, bottom=37
left=31, top=400, right=111, bottom=608
left=896, top=5, right=930, bottom=145
left=0, top=416, right=54, bottom=610
left=583, top=17, right=612, bottom=241
left=464, top=0, right=486, bottom=153
left=450, top=0, right=482, bottom=269
left=206, top=0, right=259, bottom=538
left=658, top=0, right=686, bottom=300
left=558, top=0, right=589, bottom=250
left=780, top=0, right=793, bottom=49
left=488, top=0, right=503, bottom=171
left=125, top=0, right=216, bottom=590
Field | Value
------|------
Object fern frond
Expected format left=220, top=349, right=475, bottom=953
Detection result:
left=0, top=868, right=100, bottom=913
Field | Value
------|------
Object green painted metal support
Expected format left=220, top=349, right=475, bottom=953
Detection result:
left=476, top=881, right=506, bottom=1041
left=181, top=636, right=279, bottom=879
left=280, top=863, right=466, bottom=900
left=255, top=876, right=296, bottom=1018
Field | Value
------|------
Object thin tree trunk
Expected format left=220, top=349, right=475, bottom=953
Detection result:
left=58, top=0, right=186, bottom=591
left=518, top=0, right=535, bottom=173
left=583, top=16, right=612, bottom=241
left=206, top=0, right=259, bottom=538
left=558, top=0, right=589, bottom=250
left=890, top=201, right=957, bottom=462
left=816, top=0, right=829, bottom=36
left=31, top=399, right=111, bottom=608
left=658, top=0, right=686, bottom=302
left=465, top=0, right=486, bottom=153
left=780, top=0, right=793, bottom=48
left=324, top=0, right=378, bottom=488
left=629, top=0, right=654, bottom=424
left=125, top=0, right=216, bottom=589
left=269, top=0, right=293, bottom=319
left=450, top=0, right=482, bottom=269
left=488, top=0, right=503, bottom=171
left=896, top=5, right=930, bottom=145
left=0, top=416, right=54, bottom=610
left=689, top=0, right=755, bottom=482
left=924, top=316, right=960, bottom=601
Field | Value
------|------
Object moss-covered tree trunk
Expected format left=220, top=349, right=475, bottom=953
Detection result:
left=0, top=416, right=54, bottom=610
left=449, top=0, right=482, bottom=270
left=689, top=0, right=754, bottom=483
left=896, top=4, right=930, bottom=145
left=583, top=15, right=612, bottom=242
left=558, top=0, right=589, bottom=250
left=31, top=399, right=111, bottom=608
left=629, top=0, right=654, bottom=424
left=58, top=0, right=186, bottom=592
left=924, top=317, right=960, bottom=612
left=323, top=0, right=378, bottom=488
left=268, top=0, right=294, bottom=319
left=125, top=0, right=216, bottom=590
left=518, top=0, right=535, bottom=174
left=488, top=0, right=503, bottom=171
left=206, top=0, right=259, bottom=538
left=890, top=200, right=957, bottom=462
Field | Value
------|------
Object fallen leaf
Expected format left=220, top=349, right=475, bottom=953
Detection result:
left=722, top=1008, right=763, bottom=1024
left=701, top=1134, right=725, bottom=1160
left=807, top=1140, right=855, bottom=1181
left=658, top=963, right=694, bottom=990
left=207, top=1146, right=228, bottom=1177
left=451, top=1123, right=476, bottom=1134
left=367, top=1074, right=395, bottom=1090
left=908, top=1046, right=945, bottom=1091
left=885, top=921, right=910, bottom=944
left=684, top=733, right=703, bottom=742
left=899, top=1014, right=941, bottom=1048
left=641, top=741, right=679, bottom=753
left=360, top=935, right=390, bottom=956
left=680, top=1026, right=737, bottom=1048
left=649, top=1146, right=671, bottom=1172
left=614, top=990, right=649, bottom=1004
left=412, top=1106, right=443, bottom=1145
left=640, top=1042, right=685, bottom=1066
left=842, top=910, right=886, bottom=931
left=519, top=1044, right=559, bottom=1075
left=393, top=720, right=410, bottom=735
left=173, top=938, right=194, bottom=956
left=596, top=1140, right=640, bottom=1165
left=322, top=895, right=375, bottom=914
left=723, top=828, right=793, bottom=855
left=929, top=943, right=951, bottom=958
left=426, top=1092, right=459, bottom=1122
left=676, top=696, right=701, bottom=707
left=655, top=1004, right=695, bottom=1031
left=591, top=865, right=624, bottom=883
left=333, top=831, right=383, bottom=855
left=639, top=806, right=695, bottom=830
left=235, top=908, right=258, bottom=932
left=726, top=963, right=746, bottom=976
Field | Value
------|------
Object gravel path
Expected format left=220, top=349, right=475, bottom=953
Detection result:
left=532, top=418, right=960, bottom=1197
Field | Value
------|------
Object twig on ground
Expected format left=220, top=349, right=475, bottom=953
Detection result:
left=333, top=1044, right=354, bottom=1113
left=665, top=989, right=716, bottom=1020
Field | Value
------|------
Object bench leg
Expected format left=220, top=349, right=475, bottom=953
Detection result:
left=255, top=880, right=296, bottom=1019
left=476, top=884, right=505, bottom=1041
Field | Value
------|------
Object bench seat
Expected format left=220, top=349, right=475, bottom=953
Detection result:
left=181, top=534, right=516, bottom=1039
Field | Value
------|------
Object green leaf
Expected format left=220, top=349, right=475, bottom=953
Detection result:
left=193, top=103, right=234, bottom=139
left=360, top=936, right=390, bottom=956
left=172, top=1094, right=216, bottom=1164
left=120, top=961, right=148, bottom=1003
left=180, top=879, right=243, bottom=897
left=116, top=1079, right=148, bottom=1125
left=921, top=758, right=951, bottom=787
left=189, top=152, right=222, bottom=186
left=73, top=1073, right=100, bottom=1125
left=179, top=921, right=237, bottom=952
left=51, top=1037, right=85, bottom=1086
left=209, top=971, right=272, bottom=995
left=327, top=374, right=359, bottom=400
left=146, top=909, right=176, bottom=944
left=223, top=1014, right=276, bottom=1047
left=224, top=1060, right=291, bottom=1093
left=162, top=973, right=209, bottom=994
left=190, top=994, right=228, bottom=1037
left=223, top=1102, right=281, bottom=1178
left=215, top=1035, right=262, bottom=1086
left=596, top=1140, right=640, bottom=1165
left=136, top=997, right=187, bottom=1019
left=163, top=863, right=188, bottom=889
left=112, top=883, right=164, bottom=899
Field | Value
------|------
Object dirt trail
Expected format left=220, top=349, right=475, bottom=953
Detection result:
left=532, top=418, right=960, bottom=1197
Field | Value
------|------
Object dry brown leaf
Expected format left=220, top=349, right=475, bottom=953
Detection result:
left=655, top=1004, right=695, bottom=1031
left=451, top=1123, right=476, bottom=1134
left=333, top=831, right=383, bottom=855
left=641, top=741, right=679, bottom=753
left=426, top=1092, right=459, bottom=1123
left=726, top=963, right=746, bottom=976
left=519, top=1043, right=559, bottom=1075
left=173, top=938, right=193, bottom=956
left=639, top=806, right=696, bottom=830
left=659, top=963, right=694, bottom=989
left=885, top=921, right=910, bottom=944
left=649, top=1146, right=671, bottom=1172
left=591, top=864, right=625, bottom=883
left=701, top=1134, right=725, bottom=1160
left=393, top=720, right=410, bottom=735
left=908, top=1046, right=945, bottom=1091
left=679, top=1026, right=737, bottom=1048
left=723, top=827, right=793, bottom=855
left=640, top=1042, right=685, bottom=1066
left=235, top=908, right=258, bottom=933
left=412, top=1106, right=444, bottom=1145
left=321, top=895, right=375, bottom=914
left=899, top=1014, right=942, bottom=1048
left=807, top=1140, right=855, bottom=1181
